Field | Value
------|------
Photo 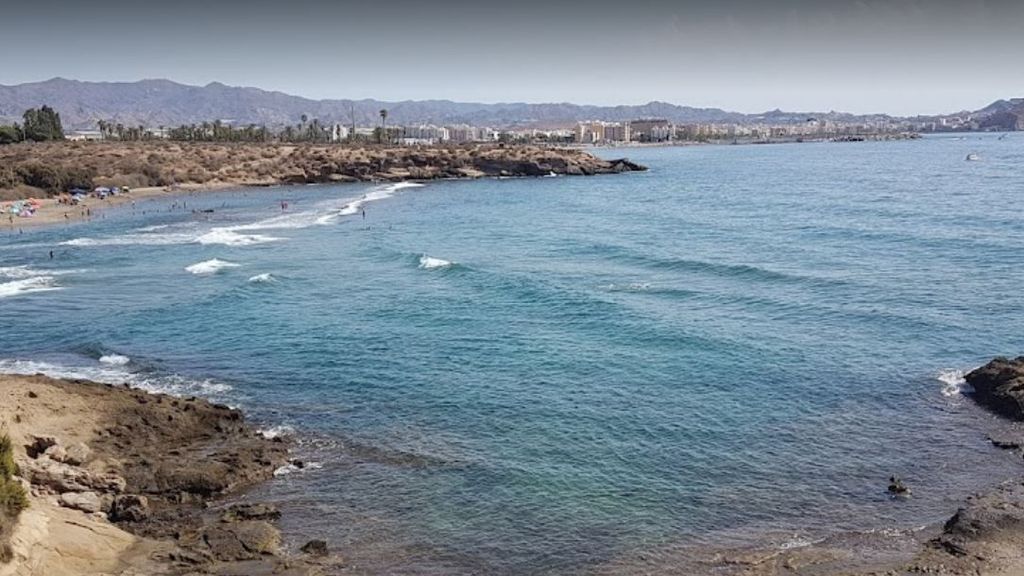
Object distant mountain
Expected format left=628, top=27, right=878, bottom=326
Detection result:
left=0, top=78, right=866, bottom=130
left=975, top=98, right=1024, bottom=131
left=0, top=78, right=1018, bottom=131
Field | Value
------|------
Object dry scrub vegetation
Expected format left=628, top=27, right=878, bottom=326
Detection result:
left=0, top=141, right=642, bottom=199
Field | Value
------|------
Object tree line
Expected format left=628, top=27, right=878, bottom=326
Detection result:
left=0, top=106, right=64, bottom=144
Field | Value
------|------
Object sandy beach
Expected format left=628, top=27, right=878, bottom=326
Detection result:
left=2, top=183, right=242, bottom=230
left=0, top=141, right=645, bottom=230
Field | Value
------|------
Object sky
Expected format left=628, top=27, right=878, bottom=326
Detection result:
left=1, top=0, right=1023, bottom=115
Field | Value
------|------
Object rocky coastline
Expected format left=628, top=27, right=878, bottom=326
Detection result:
left=0, top=142, right=646, bottom=201
left=0, top=373, right=336, bottom=575
left=4, top=358, right=1024, bottom=575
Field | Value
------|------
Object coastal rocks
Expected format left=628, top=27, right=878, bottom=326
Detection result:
left=58, top=491, right=102, bottom=513
left=21, top=453, right=126, bottom=494
left=221, top=503, right=281, bottom=523
left=933, top=480, right=1024, bottom=557
left=199, top=521, right=282, bottom=561
left=300, top=539, right=329, bottom=556
left=110, top=494, right=150, bottom=522
left=965, top=356, right=1024, bottom=420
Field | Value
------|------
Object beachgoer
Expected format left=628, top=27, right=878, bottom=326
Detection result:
left=362, top=209, right=366, bottom=220
left=49, top=250, right=53, bottom=259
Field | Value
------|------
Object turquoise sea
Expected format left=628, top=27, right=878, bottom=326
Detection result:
left=2, top=134, right=1024, bottom=573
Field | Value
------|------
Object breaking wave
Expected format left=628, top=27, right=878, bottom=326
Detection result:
left=248, top=273, right=276, bottom=284
left=419, top=255, right=455, bottom=270
left=0, top=276, right=62, bottom=298
left=938, top=369, right=972, bottom=397
left=0, top=358, right=234, bottom=399
left=316, top=181, right=424, bottom=225
left=99, top=354, right=131, bottom=366
left=186, top=258, right=240, bottom=275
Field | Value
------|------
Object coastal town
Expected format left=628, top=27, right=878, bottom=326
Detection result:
left=61, top=116, right=930, bottom=146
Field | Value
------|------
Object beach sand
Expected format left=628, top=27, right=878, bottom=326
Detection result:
left=2, top=183, right=237, bottom=230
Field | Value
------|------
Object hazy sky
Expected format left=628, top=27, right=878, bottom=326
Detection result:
left=2, top=0, right=1023, bottom=115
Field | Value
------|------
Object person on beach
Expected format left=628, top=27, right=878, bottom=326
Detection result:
left=362, top=208, right=366, bottom=220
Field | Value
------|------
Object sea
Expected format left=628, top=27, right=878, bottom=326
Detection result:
left=2, top=133, right=1023, bottom=574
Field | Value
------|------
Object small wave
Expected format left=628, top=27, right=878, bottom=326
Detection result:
left=0, top=277, right=62, bottom=298
left=186, top=258, right=241, bottom=275
left=99, top=354, right=130, bottom=366
left=317, top=182, right=425, bottom=225
left=133, top=223, right=175, bottom=232
left=62, top=232, right=197, bottom=247
left=259, top=425, right=295, bottom=439
left=63, top=226, right=279, bottom=248
left=248, top=273, right=276, bottom=284
left=937, top=369, right=972, bottom=397
left=0, top=358, right=233, bottom=399
left=419, top=255, right=455, bottom=270
left=0, top=266, right=86, bottom=279
left=273, top=460, right=323, bottom=477
left=196, top=228, right=282, bottom=247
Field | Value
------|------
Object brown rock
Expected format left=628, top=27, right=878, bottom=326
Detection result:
left=299, top=539, right=328, bottom=556
left=59, top=491, right=102, bottom=513
left=221, top=503, right=281, bottom=523
left=110, top=494, right=150, bottom=522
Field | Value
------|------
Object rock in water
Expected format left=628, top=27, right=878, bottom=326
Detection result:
left=888, top=475, right=911, bottom=496
left=300, top=539, right=329, bottom=556
left=965, top=356, right=1024, bottom=420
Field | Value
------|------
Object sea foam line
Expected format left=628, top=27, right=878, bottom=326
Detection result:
left=0, top=358, right=234, bottom=399
left=0, top=277, right=62, bottom=299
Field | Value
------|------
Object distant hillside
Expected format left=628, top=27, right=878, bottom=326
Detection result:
left=975, top=98, right=1024, bottom=131
left=0, top=78, right=882, bottom=130
left=0, top=78, right=1018, bottom=131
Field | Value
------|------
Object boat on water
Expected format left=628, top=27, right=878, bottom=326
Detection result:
left=966, top=153, right=981, bottom=161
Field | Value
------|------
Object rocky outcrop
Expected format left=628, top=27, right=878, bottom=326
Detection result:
left=4, top=374, right=333, bottom=575
left=965, top=356, right=1024, bottom=420
left=0, top=141, right=646, bottom=198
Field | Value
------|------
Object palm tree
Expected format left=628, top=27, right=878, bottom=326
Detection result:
left=379, top=109, right=388, bottom=144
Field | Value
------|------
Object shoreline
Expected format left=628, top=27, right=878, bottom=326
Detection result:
left=2, top=359, right=1024, bottom=574
left=1, top=142, right=646, bottom=230
left=0, top=372, right=336, bottom=575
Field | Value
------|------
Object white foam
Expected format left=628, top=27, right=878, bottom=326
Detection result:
left=185, top=258, right=240, bottom=275
left=317, top=182, right=425, bottom=225
left=248, top=273, right=276, bottom=284
left=0, top=266, right=85, bottom=279
left=419, top=255, right=454, bottom=269
left=196, top=228, right=282, bottom=247
left=62, top=232, right=198, bottom=247
left=0, top=277, right=62, bottom=298
left=99, top=354, right=130, bottom=366
left=258, top=425, right=295, bottom=439
left=0, top=358, right=233, bottom=399
left=938, top=369, right=971, bottom=397
left=273, top=461, right=322, bottom=477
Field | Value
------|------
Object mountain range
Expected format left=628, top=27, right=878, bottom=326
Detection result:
left=0, top=78, right=1020, bottom=131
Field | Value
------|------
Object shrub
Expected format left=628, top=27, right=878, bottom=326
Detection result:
left=1, top=432, right=29, bottom=563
